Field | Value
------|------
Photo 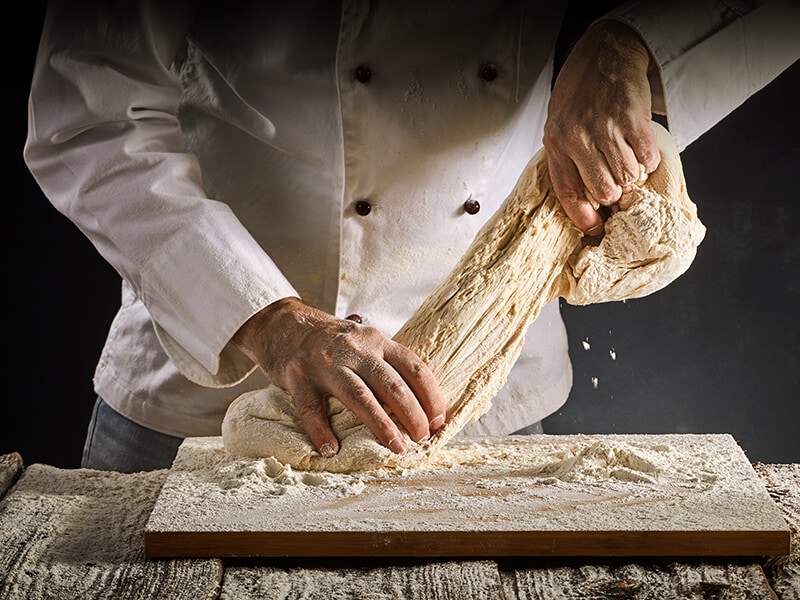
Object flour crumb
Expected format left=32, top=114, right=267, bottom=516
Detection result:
left=591, top=376, right=599, bottom=389
left=582, top=338, right=591, bottom=351
left=609, top=348, right=617, bottom=360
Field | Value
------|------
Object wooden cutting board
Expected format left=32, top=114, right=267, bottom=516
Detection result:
left=144, top=433, right=789, bottom=558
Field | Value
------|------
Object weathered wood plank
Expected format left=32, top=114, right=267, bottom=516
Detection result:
left=219, top=559, right=502, bottom=600
left=0, top=464, right=222, bottom=600
left=499, top=559, right=777, bottom=599
left=0, top=452, right=24, bottom=499
left=757, top=463, right=800, bottom=599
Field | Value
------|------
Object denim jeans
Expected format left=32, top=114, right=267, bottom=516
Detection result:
left=81, top=397, right=183, bottom=473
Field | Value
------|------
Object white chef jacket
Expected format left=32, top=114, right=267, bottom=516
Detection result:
left=24, top=0, right=799, bottom=439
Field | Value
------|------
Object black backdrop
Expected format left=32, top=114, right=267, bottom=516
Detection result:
left=7, top=5, right=798, bottom=468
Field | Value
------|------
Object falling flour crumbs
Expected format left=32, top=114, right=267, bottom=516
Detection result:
left=145, top=434, right=785, bottom=535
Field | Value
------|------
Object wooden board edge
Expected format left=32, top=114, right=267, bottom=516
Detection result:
left=144, top=528, right=790, bottom=559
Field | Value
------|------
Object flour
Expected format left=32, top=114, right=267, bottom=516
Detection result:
left=146, top=434, right=787, bottom=542
left=188, top=435, right=716, bottom=496
left=172, top=437, right=368, bottom=497
left=425, top=436, right=720, bottom=486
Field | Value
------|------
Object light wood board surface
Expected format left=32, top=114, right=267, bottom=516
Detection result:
left=144, top=434, right=789, bottom=558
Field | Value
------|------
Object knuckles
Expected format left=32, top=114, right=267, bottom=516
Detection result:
left=639, top=147, right=661, bottom=173
left=383, top=376, right=408, bottom=400
left=404, top=356, right=426, bottom=377
left=592, top=181, right=622, bottom=205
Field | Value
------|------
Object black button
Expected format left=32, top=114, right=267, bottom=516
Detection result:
left=354, top=65, right=372, bottom=83
left=479, top=63, right=498, bottom=81
left=464, top=198, right=481, bottom=215
left=345, top=313, right=363, bottom=324
left=355, top=199, right=372, bottom=216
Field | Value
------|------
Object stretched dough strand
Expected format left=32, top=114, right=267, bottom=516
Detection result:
left=221, top=123, right=705, bottom=472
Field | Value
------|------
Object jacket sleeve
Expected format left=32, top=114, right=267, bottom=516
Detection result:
left=601, top=0, right=800, bottom=150
left=23, top=0, right=298, bottom=387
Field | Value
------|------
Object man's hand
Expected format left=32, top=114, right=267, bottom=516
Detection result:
left=232, top=297, right=446, bottom=458
left=543, top=20, right=661, bottom=235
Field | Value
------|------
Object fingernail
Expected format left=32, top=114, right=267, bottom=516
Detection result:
left=586, top=223, right=604, bottom=237
left=388, top=436, right=407, bottom=455
left=415, top=434, right=430, bottom=444
left=429, top=415, right=445, bottom=431
left=319, top=443, right=336, bottom=458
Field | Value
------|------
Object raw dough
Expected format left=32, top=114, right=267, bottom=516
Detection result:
left=221, top=123, right=706, bottom=472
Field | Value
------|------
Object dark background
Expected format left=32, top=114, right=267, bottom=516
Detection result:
left=7, top=5, right=799, bottom=469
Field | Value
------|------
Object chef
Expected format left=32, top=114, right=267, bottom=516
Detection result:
left=24, top=0, right=799, bottom=472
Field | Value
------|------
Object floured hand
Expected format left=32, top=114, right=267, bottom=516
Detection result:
left=232, top=297, right=445, bottom=458
left=544, top=20, right=661, bottom=235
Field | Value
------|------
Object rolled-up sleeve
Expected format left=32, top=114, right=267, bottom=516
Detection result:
left=602, top=0, right=800, bottom=150
left=23, top=0, right=298, bottom=386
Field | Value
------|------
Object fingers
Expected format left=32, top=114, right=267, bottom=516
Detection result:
left=264, top=304, right=444, bottom=456
left=598, top=129, right=642, bottom=187
left=330, top=333, right=444, bottom=448
left=327, top=368, right=411, bottom=454
left=287, top=362, right=414, bottom=457
left=383, top=341, right=446, bottom=438
left=288, top=382, right=340, bottom=458
left=546, top=123, right=659, bottom=235
left=542, top=20, right=658, bottom=235
left=627, top=122, right=661, bottom=175
left=546, top=146, right=605, bottom=235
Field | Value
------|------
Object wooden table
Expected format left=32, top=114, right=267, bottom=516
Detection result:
left=1, top=450, right=797, bottom=599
